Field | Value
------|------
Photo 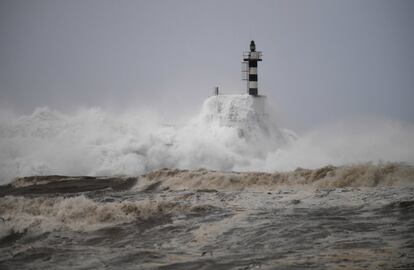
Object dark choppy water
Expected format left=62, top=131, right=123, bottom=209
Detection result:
left=1, top=166, right=414, bottom=269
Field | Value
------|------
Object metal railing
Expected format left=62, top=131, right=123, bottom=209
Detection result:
left=243, top=51, right=262, bottom=60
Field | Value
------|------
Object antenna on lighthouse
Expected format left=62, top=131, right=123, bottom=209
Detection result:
left=242, top=40, right=262, bottom=96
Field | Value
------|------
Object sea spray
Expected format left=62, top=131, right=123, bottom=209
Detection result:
left=1, top=96, right=414, bottom=183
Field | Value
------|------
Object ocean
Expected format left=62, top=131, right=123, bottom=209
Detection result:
left=1, top=164, right=414, bottom=269
left=1, top=95, right=414, bottom=269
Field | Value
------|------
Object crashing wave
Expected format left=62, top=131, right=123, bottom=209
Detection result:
left=0, top=195, right=213, bottom=234
left=0, top=95, right=414, bottom=183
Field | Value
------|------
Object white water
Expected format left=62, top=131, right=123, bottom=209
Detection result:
left=0, top=95, right=414, bottom=184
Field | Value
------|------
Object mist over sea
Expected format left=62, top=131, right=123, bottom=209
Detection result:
left=1, top=98, right=413, bottom=184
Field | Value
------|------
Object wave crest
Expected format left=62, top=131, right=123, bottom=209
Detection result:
left=138, top=163, right=414, bottom=191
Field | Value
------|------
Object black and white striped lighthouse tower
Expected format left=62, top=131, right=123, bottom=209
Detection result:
left=243, top=40, right=262, bottom=96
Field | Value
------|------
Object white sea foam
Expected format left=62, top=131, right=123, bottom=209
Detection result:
left=0, top=95, right=413, bottom=184
left=0, top=195, right=190, bottom=234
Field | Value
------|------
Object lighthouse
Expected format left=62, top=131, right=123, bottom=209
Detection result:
left=203, top=40, right=269, bottom=133
left=243, top=40, right=262, bottom=96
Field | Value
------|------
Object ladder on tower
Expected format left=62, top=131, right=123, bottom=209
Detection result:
left=241, top=61, right=249, bottom=80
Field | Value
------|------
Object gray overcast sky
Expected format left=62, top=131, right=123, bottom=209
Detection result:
left=1, top=0, right=413, bottom=129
